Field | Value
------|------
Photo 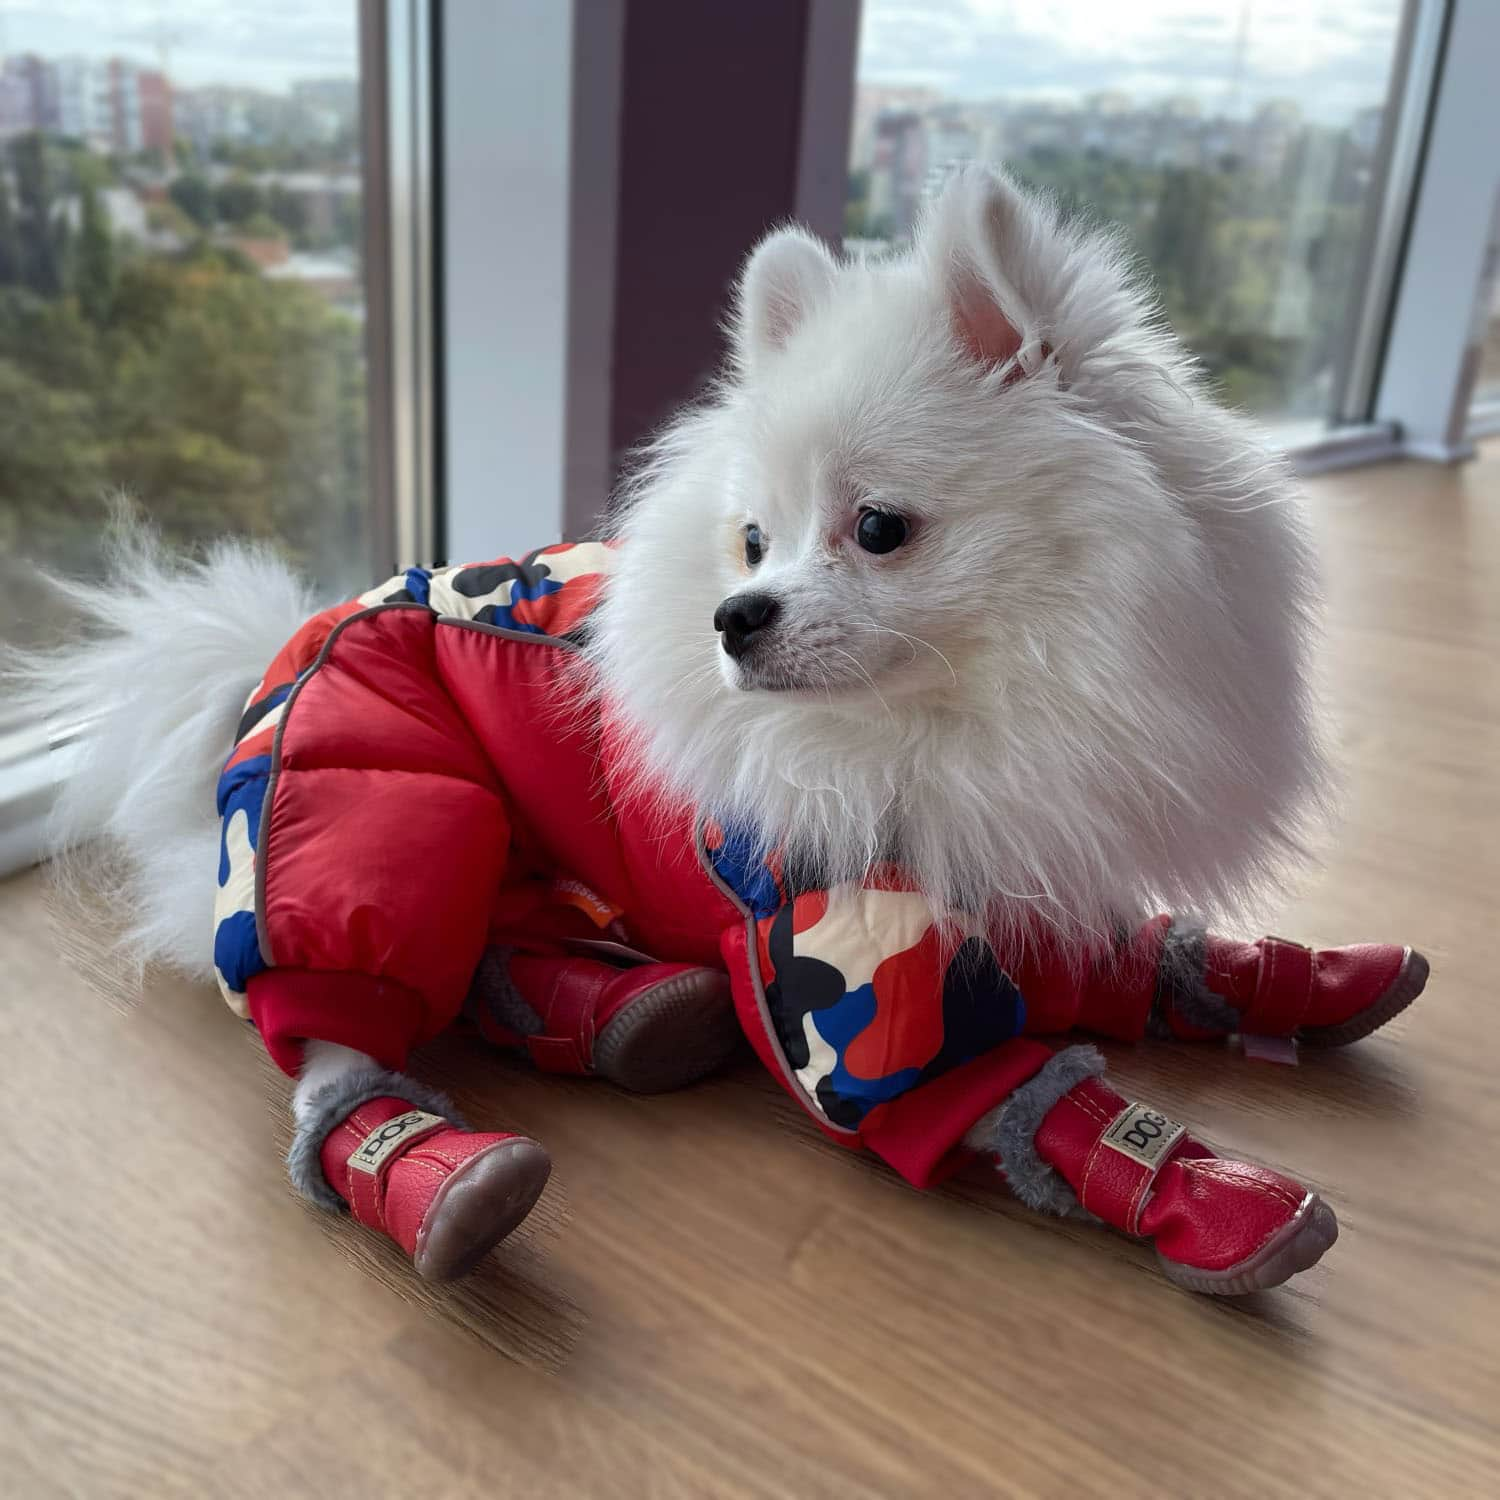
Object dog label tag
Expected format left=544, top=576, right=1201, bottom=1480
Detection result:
left=1100, top=1103, right=1186, bottom=1169
left=347, top=1109, right=446, bottom=1175
left=1241, top=1033, right=1300, bottom=1066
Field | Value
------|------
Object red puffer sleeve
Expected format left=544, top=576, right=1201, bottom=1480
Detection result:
left=229, top=604, right=512, bottom=1075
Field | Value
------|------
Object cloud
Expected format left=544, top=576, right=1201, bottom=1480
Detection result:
left=1, top=0, right=357, bottom=90
left=856, top=0, right=1405, bottom=123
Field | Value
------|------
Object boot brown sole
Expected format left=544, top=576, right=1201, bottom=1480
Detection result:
left=1298, top=947, right=1429, bottom=1048
left=413, top=1137, right=552, bottom=1282
left=592, top=968, right=743, bottom=1094
left=1157, top=1192, right=1339, bottom=1296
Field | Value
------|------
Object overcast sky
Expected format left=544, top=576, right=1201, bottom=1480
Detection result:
left=857, top=0, right=1406, bottom=124
left=0, top=0, right=357, bottom=91
left=1, top=0, right=1405, bottom=124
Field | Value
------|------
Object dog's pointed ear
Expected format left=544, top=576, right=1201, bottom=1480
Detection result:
left=733, top=226, right=838, bottom=371
left=922, top=169, right=1038, bottom=374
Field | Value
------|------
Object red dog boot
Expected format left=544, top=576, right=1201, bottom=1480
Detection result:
left=969, top=1047, right=1338, bottom=1294
left=467, top=950, right=742, bottom=1093
left=291, top=1075, right=551, bottom=1282
left=1153, top=923, right=1429, bottom=1047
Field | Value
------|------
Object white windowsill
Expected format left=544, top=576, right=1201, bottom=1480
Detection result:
left=1468, top=398, right=1500, bottom=441
left=0, top=725, right=79, bottom=879
left=1276, top=420, right=1405, bottom=476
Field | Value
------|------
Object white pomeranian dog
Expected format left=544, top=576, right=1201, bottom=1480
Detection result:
left=8, top=168, right=1364, bottom=1295
left=590, top=166, right=1328, bottom=948
left=16, top=166, right=1327, bottom=972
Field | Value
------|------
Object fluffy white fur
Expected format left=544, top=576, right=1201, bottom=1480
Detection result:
left=588, top=168, right=1330, bottom=951
left=6, top=168, right=1329, bottom=980
left=4, top=511, right=319, bottom=978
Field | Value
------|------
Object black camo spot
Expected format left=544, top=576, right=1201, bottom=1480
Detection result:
left=450, top=553, right=553, bottom=597
left=764, top=902, right=847, bottom=1071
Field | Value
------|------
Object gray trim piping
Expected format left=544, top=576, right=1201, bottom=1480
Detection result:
left=435, top=614, right=583, bottom=651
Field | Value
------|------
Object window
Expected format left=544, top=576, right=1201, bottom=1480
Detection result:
left=1478, top=293, right=1500, bottom=409
left=846, top=0, right=1411, bottom=428
left=0, top=3, right=370, bottom=714
left=1474, top=198, right=1500, bottom=416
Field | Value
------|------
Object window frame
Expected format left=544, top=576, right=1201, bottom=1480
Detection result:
left=362, top=0, right=440, bottom=572
left=1329, top=0, right=1450, bottom=430
left=435, top=0, right=624, bottom=559
left=1375, top=0, right=1500, bottom=462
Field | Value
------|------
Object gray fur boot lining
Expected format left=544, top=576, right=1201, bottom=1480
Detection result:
left=963, top=1044, right=1107, bottom=1219
left=287, top=1066, right=466, bottom=1213
left=1151, top=923, right=1242, bottom=1038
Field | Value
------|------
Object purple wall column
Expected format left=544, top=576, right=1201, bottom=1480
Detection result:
left=606, top=1, right=813, bottom=476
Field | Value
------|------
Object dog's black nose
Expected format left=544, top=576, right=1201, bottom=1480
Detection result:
left=714, top=591, right=780, bottom=660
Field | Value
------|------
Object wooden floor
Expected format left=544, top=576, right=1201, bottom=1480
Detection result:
left=4, top=447, right=1499, bottom=1499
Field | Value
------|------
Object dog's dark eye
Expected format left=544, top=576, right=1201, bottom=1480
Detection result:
left=855, top=509, right=909, bottom=555
left=744, top=524, right=765, bottom=568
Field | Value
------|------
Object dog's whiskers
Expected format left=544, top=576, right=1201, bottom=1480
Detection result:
left=828, top=646, right=896, bottom=723
left=854, top=626, right=960, bottom=687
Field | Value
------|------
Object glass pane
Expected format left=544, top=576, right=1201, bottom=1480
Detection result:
left=0, top=4, right=368, bottom=720
left=847, top=1, right=1407, bottom=425
left=1478, top=290, right=1500, bottom=408
left=1475, top=223, right=1500, bottom=410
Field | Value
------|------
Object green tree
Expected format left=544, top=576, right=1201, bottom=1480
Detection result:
left=99, top=250, right=366, bottom=560
left=267, top=183, right=307, bottom=238
left=1150, top=167, right=1231, bottom=324
left=214, top=175, right=265, bottom=225
left=2, top=244, right=367, bottom=589
left=0, top=285, right=105, bottom=389
left=169, top=173, right=214, bottom=228
left=10, top=133, right=65, bottom=298
left=236, top=211, right=286, bottom=242
left=334, top=193, right=361, bottom=249
left=75, top=182, right=116, bottom=327
left=147, top=199, right=199, bottom=242
left=1, top=135, right=371, bottom=663
left=63, top=145, right=112, bottom=194
left=0, top=357, right=108, bottom=564
left=845, top=169, right=871, bottom=238
left=0, top=176, right=20, bottom=285
left=52, top=214, right=73, bottom=295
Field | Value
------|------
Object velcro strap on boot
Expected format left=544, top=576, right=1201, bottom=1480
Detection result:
left=521, top=966, right=610, bottom=1074
left=344, top=1109, right=448, bottom=1227
left=1078, top=1102, right=1188, bottom=1236
left=1240, top=938, right=1316, bottom=1036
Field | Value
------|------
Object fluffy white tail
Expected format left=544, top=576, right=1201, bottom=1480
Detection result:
left=3, top=518, right=319, bottom=979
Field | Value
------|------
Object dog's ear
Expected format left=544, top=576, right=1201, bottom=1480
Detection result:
left=921, top=168, right=1039, bottom=374
left=733, top=226, right=838, bottom=371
